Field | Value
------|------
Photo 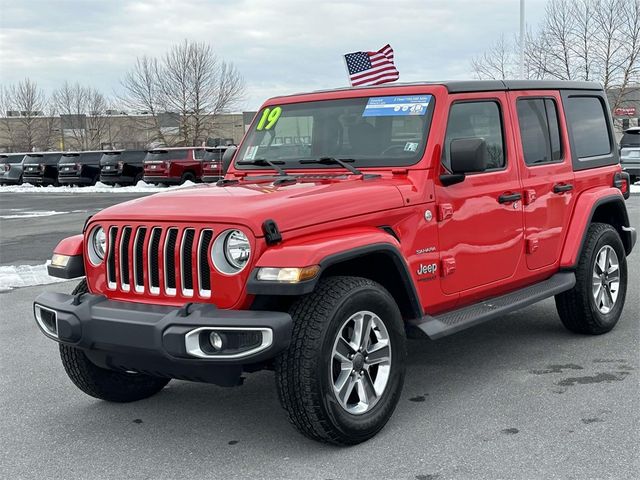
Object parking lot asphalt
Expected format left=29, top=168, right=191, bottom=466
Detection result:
left=0, top=192, right=151, bottom=266
left=0, top=193, right=638, bottom=479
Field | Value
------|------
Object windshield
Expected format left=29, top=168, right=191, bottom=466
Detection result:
left=1, top=154, right=26, bottom=164
left=101, top=150, right=146, bottom=164
left=25, top=153, right=61, bottom=165
left=204, top=149, right=226, bottom=161
left=236, top=95, right=434, bottom=170
left=621, top=130, right=640, bottom=147
left=144, top=150, right=188, bottom=161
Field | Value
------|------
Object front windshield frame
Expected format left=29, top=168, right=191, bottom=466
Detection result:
left=235, top=94, right=436, bottom=171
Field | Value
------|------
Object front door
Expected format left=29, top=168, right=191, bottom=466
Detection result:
left=435, top=93, right=524, bottom=295
left=508, top=91, right=575, bottom=270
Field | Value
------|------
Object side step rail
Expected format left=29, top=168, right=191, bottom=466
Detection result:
left=410, top=272, right=576, bottom=340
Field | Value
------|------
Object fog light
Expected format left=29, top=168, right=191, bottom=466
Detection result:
left=256, top=265, right=320, bottom=283
left=34, top=304, right=58, bottom=338
left=209, top=331, right=223, bottom=351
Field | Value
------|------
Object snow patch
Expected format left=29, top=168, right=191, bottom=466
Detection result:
left=0, top=263, right=70, bottom=292
left=631, top=184, right=640, bottom=194
left=0, top=210, right=70, bottom=219
left=0, top=180, right=196, bottom=194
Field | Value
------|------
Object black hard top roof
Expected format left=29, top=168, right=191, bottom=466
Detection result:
left=147, top=146, right=204, bottom=152
left=288, top=80, right=603, bottom=97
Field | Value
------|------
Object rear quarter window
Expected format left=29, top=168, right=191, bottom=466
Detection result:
left=565, top=96, right=611, bottom=158
left=561, top=92, right=617, bottom=171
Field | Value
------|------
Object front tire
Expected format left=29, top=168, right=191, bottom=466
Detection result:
left=275, top=276, right=406, bottom=445
left=555, top=223, right=627, bottom=334
left=58, top=279, right=170, bottom=402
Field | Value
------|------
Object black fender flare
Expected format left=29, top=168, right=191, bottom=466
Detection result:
left=247, top=243, right=423, bottom=320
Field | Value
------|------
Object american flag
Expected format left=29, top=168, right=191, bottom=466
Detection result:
left=344, top=44, right=399, bottom=87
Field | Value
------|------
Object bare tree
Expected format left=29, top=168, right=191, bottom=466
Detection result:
left=53, top=81, right=110, bottom=150
left=119, top=56, right=168, bottom=146
left=120, top=40, right=245, bottom=147
left=0, top=85, right=20, bottom=151
left=471, top=35, right=518, bottom=80
left=471, top=0, right=640, bottom=107
left=0, top=79, right=54, bottom=151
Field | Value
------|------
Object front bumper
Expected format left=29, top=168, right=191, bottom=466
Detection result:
left=33, top=292, right=292, bottom=385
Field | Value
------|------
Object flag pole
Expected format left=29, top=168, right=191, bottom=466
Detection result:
left=342, top=54, right=353, bottom=87
left=519, top=0, right=526, bottom=79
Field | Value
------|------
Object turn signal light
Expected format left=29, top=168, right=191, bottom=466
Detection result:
left=256, top=265, right=320, bottom=283
left=51, top=254, right=70, bottom=267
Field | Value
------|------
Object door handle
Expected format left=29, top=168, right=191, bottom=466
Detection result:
left=553, top=183, right=574, bottom=193
left=498, top=192, right=522, bottom=204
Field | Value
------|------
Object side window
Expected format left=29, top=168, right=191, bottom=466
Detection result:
left=194, top=149, right=204, bottom=160
left=442, top=101, right=505, bottom=172
left=516, top=98, right=562, bottom=165
left=564, top=96, right=611, bottom=159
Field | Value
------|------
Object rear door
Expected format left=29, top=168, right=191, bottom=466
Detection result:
left=508, top=91, right=575, bottom=270
left=435, top=92, right=524, bottom=295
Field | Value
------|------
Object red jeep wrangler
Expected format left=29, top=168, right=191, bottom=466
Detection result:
left=35, top=81, right=635, bottom=445
left=142, top=147, right=205, bottom=185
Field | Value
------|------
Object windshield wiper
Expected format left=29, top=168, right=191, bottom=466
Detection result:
left=299, top=157, right=363, bottom=175
left=236, top=158, right=289, bottom=176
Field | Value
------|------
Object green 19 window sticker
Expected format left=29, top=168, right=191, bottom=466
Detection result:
left=256, top=106, right=282, bottom=130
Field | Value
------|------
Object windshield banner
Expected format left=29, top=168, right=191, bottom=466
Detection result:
left=362, top=95, right=432, bottom=117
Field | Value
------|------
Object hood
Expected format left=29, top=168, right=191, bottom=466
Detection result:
left=92, top=176, right=407, bottom=235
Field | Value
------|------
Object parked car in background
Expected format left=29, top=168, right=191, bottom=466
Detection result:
left=143, top=147, right=205, bottom=185
left=100, top=150, right=146, bottom=186
left=58, top=151, right=104, bottom=186
left=22, top=152, right=63, bottom=186
left=0, top=153, right=28, bottom=185
left=201, top=146, right=230, bottom=183
left=620, top=127, right=640, bottom=183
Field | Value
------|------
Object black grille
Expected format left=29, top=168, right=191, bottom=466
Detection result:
left=107, top=227, right=118, bottom=285
left=149, top=228, right=161, bottom=289
left=105, top=225, right=214, bottom=298
left=134, top=227, right=147, bottom=290
left=199, top=230, right=213, bottom=292
left=182, top=229, right=195, bottom=292
left=165, top=228, right=178, bottom=291
left=120, top=227, right=132, bottom=287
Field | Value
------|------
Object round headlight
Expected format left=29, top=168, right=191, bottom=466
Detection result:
left=224, top=230, right=250, bottom=269
left=88, top=226, right=106, bottom=265
left=211, top=229, right=251, bottom=274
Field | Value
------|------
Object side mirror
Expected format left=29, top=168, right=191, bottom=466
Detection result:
left=221, top=146, right=237, bottom=175
left=450, top=138, right=488, bottom=174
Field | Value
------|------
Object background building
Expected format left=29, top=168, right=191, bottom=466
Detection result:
left=0, top=112, right=252, bottom=153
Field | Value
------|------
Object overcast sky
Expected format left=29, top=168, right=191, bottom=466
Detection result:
left=0, top=0, right=548, bottom=110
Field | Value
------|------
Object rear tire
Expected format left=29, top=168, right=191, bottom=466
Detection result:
left=555, top=223, right=627, bottom=335
left=58, top=279, right=170, bottom=402
left=133, top=172, right=143, bottom=185
left=275, top=276, right=406, bottom=445
left=180, top=172, right=195, bottom=184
